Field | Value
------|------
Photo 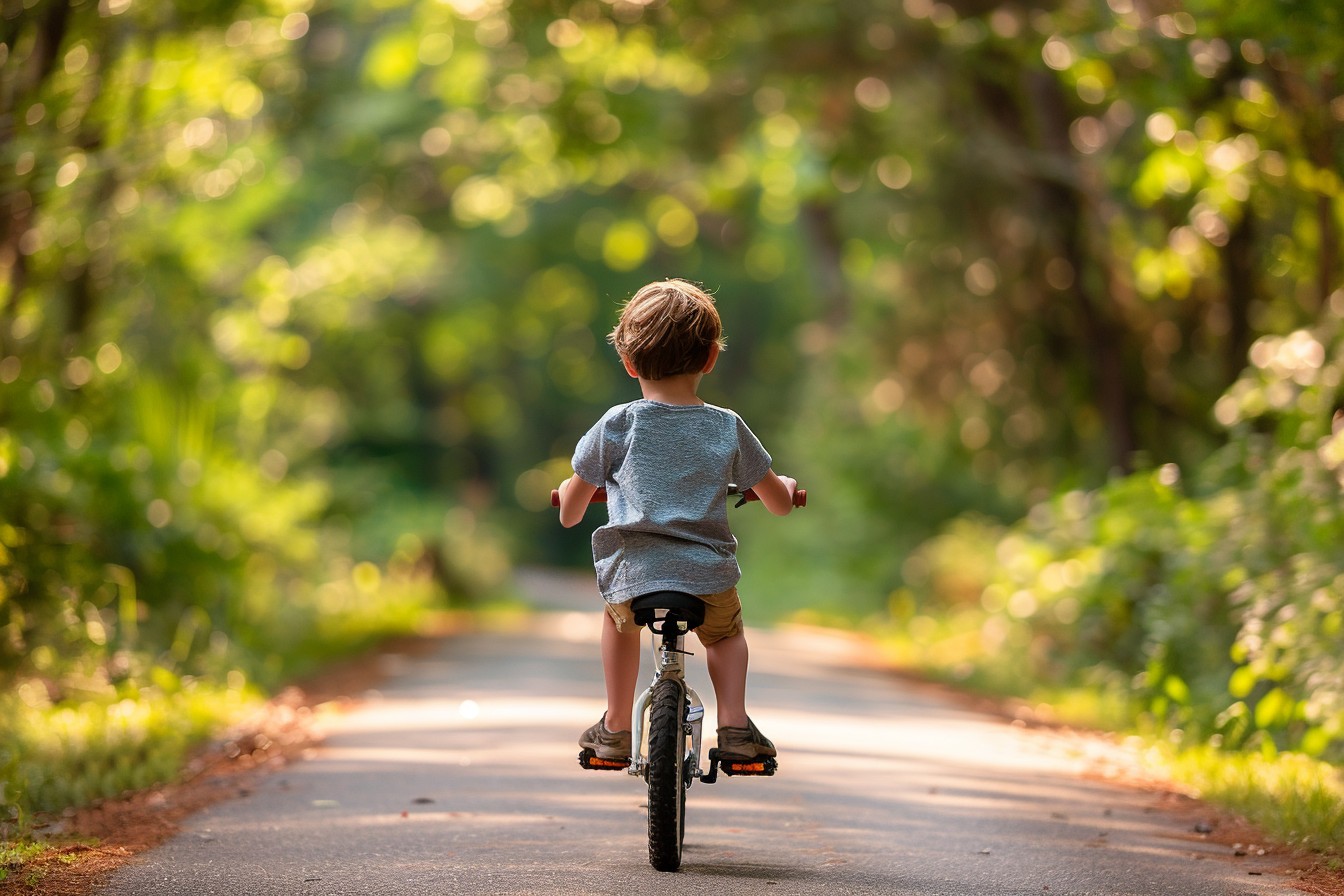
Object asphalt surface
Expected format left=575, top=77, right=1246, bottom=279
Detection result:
left=97, top=569, right=1297, bottom=895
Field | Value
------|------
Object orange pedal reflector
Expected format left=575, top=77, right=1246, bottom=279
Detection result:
left=589, top=757, right=629, bottom=768
left=578, top=749, right=630, bottom=770
left=703, top=749, right=777, bottom=781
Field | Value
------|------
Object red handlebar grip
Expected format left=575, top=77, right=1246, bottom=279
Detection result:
left=553, top=487, right=610, bottom=506
left=737, top=488, right=807, bottom=506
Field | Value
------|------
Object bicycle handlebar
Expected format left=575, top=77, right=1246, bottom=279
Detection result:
left=551, top=485, right=807, bottom=508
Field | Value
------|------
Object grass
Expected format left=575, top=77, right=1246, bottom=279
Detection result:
left=0, top=574, right=449, bottom=842
left=0, top=679, right=266, bottom=826
left=1157, top=746, right=1344, bottom=855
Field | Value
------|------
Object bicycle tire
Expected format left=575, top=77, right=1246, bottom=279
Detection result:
left=646, top=677, right=687, bottom=872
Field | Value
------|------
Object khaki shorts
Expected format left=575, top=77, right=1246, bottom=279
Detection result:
left=605, top=586, right=743, bottom=646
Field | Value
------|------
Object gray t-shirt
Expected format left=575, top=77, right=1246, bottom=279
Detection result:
left=571, top=400, right=773, bottom=604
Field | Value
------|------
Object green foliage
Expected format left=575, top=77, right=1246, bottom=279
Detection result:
left=0, top=839, right=48, bottom=884
left=736, top=378, right=1022, bottom=622
left=2, top=0, right=1342, bottom=839
left=896, top=321, right=1344, bottom=762
left=0, top=0, right=462, bottom=826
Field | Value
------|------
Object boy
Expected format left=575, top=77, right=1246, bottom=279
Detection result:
left=557, top=278, right=798, bottom=764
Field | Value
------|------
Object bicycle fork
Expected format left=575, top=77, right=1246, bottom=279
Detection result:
left=629, top=629, right=705, bottom=782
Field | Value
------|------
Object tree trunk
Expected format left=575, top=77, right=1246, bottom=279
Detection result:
left=1, top=1, right=74, bottom=335
left=1222, top=214, right=1256, bottom=383
left=1021, top=72, right=1138, bottom=472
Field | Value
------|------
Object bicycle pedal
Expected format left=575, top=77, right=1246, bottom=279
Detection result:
left=705, top=748, right=776, bottom=779
left=719, top=756, right=777, bottom=776
left=578, top=749, right=630, bottom=771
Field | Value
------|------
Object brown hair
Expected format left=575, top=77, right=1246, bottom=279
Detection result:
left=608, top=279, right=726, bottom=380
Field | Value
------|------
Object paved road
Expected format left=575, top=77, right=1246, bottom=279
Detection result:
left=98, top=570, right=1295, bottom=895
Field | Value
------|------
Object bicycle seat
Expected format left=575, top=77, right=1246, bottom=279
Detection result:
left=629, top=591, right=706, bottom=633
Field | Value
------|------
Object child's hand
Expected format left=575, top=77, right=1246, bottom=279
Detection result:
left=557, top=475, right=599, bottom=527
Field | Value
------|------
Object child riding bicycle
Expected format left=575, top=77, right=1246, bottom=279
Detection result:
left=556, top=278, right=798, bottom=766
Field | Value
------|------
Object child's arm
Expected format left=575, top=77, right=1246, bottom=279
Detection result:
left=748, top=470, right=798, bottom=516
left=557, top=475, right=600, bottom=528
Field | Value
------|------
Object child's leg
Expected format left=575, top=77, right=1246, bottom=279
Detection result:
left=705, top=631, right=750, bottom=730
left=601, top=609, right=641, bottom=733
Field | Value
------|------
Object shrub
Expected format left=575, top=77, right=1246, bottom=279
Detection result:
left=902, top=323, right=1344, bottom=760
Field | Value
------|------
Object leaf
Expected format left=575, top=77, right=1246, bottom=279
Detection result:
left=1163, top=675, right=1191, bottom=704
left=1253, top=687, right=1291, bottom=729
left=1228, top=665, right=1257, bottom=699
left=363, top=28, right=421, bottom=91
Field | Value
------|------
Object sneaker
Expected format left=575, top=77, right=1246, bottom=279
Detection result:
left=716, top=717, right=776, bottom=760
left=579, top=713, right=632, bottom=761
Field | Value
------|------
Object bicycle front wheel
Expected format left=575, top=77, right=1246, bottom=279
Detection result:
left=646, top=677, right=687, bottom=872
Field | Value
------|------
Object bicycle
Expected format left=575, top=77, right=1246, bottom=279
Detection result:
left=550, top=483, right=807, bottom=872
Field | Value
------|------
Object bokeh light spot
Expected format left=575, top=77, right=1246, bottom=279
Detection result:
left=601, top=220, right=651, bottom=271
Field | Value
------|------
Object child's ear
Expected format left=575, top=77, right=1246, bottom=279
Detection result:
left=621, top=354, right=640, bottom=379
left=702, top=343, right=721, bottom=374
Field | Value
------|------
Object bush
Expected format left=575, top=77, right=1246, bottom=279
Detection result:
left=898, top=323, right=1344, bottom=760
left=0, top=367, right=453, bottom=826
